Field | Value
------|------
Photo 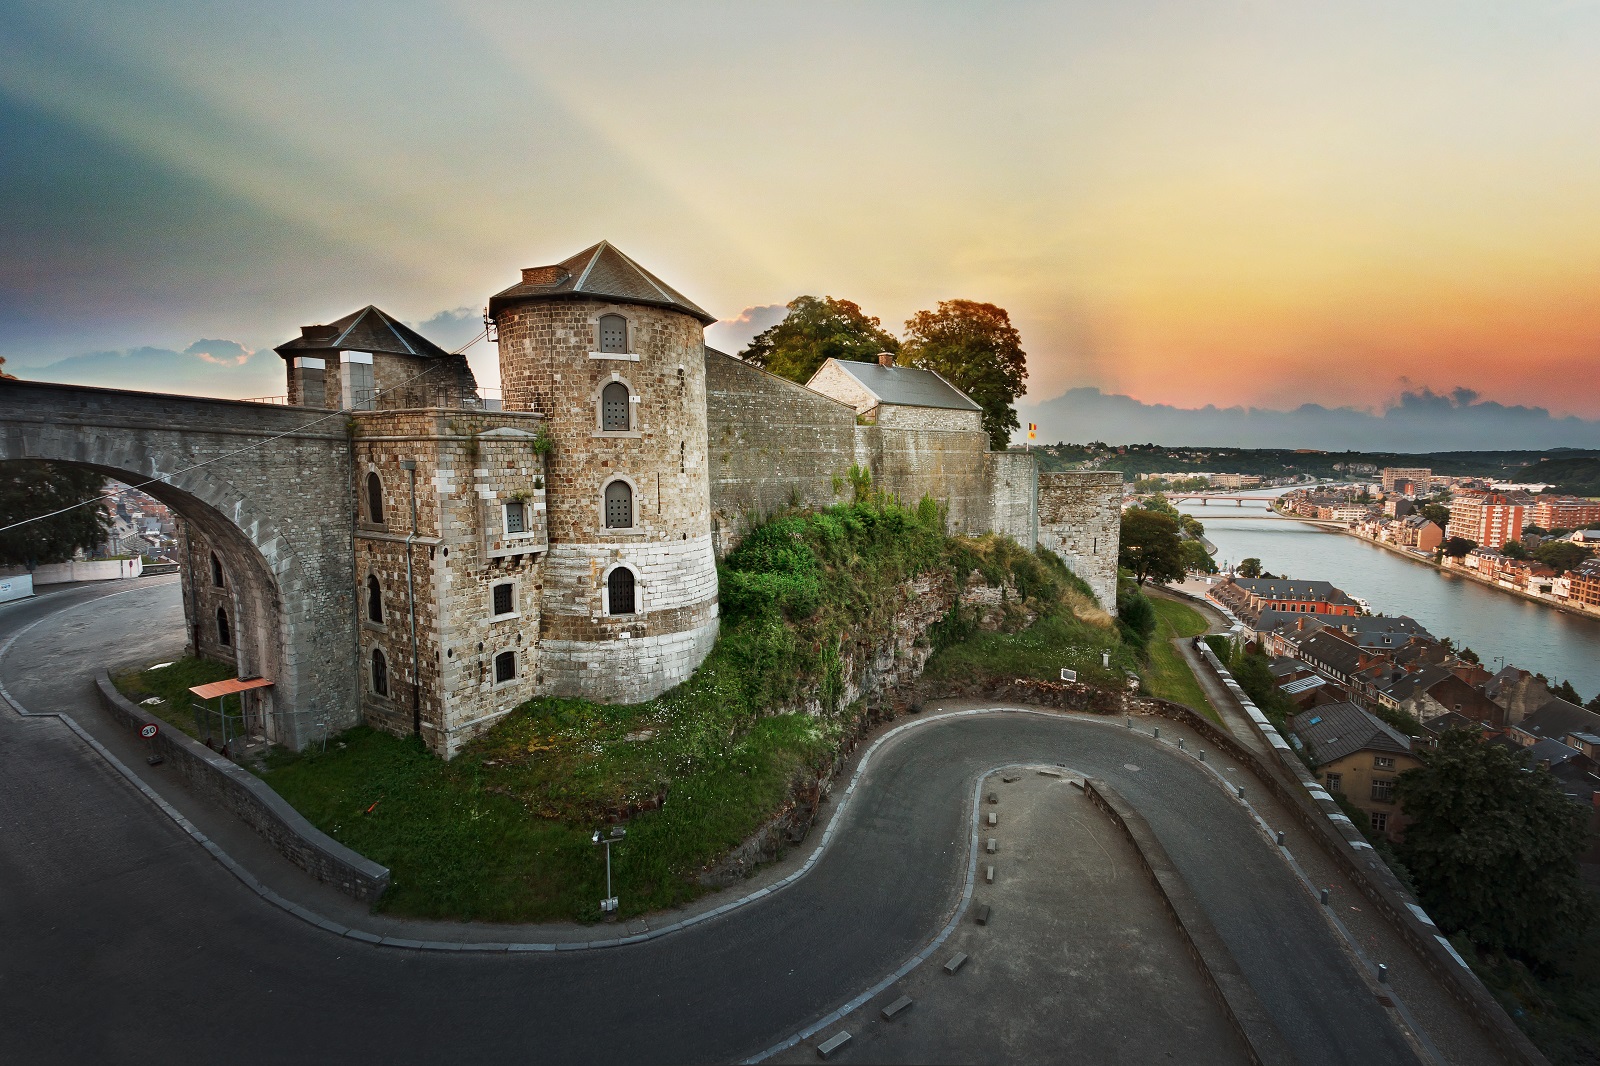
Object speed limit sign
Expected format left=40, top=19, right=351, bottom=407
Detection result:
left=139, top=723, right=159, bottom=739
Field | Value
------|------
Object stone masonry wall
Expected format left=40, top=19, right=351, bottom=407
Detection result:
left=853, top=423, right=992, bottom=534
left=984, top=451, right=1038, bottom=550
left=870, top=403, right=983, bottom=434
left=1039, top=471, right=1123, bottom=614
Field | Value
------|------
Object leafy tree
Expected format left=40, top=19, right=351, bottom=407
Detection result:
left=1501, top=539, right=1530, bottom=560
left=0, top=461, right=111, bottom=568
left=1420, top=503, right=1452, bottom=528
left=1457, top=646, right=1481, bottom=665
left=1181, top=538, right=1218, bottom=575
left=1115, top=575, right=1156, bottom=647
left=1442, top=536, right=1477, bottom=559
left=1118, top=509, right=1185, bottom=586
left=1552, top=679, right=1583, bottom=705
left=1522, top=524, right=1549, bottom=537
left=1237, top=557, right=1264, bottom=578
left=1396, top=731, right=1593, bottom=963
left=1533, top=540, right=1592, bottom=574
left=739, top=295, right=900, bottom=384
left=900, top=300, right=1027, bottom=450
left=1588, top=692, right=1600, bottom=713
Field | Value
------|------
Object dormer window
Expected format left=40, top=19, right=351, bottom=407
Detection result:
left=599, top=314, right=627, bottom=353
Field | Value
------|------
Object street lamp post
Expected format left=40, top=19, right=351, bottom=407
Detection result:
left=592, top=826, right=626, bottom=914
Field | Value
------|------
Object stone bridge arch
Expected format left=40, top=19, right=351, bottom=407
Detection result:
left=0, top=381, right=356, bottom=747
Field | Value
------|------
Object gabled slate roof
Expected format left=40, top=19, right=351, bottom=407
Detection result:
left=274, top=305, right=452, bottom=359
left=1231, top=578, right=1358, bottom=605
left=815, top=359, right=983, bottom=412
left=487, top=241, right=715, bottom=324
left=1289, top=701, right=1412, bottom=767
left=1518, top=699, right=1600, bottom=744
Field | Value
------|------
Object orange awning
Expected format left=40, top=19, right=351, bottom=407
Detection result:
left=189, top=677, right=274, bottom=699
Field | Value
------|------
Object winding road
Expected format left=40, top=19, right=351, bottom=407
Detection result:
left=0, top=580, right=1414, bottom=1064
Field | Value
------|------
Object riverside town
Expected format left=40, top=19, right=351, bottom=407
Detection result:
left=4, top=7, right=1600, bottom=1065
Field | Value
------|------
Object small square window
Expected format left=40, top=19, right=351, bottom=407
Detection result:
left=1324, top=772, right=1343, bottom=793
left=494, top=651, right=516, bottom=683
left=1369, top=811, right=1389, bottom=833
left=492, top=583, right=514, bottom=616
left=1373, top=755, right=1395, bottom=770
left=505, top=501, right=526, bottom=535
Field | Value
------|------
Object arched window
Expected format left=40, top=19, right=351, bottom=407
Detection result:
left=601, top=381, right=631, bottom=432
left=607, top=566, right=636, bottom=616
left=366, top=575, right=383, bottom=624
left=598, top=314, right=627, bottom=354
left=604, top=480, right=633, bottom=529
left=372, top=647, right=388, bottom=697
left=210, top=552, right=224, bottom=587
left=366, top=471, right=384, bottom=524
left=494, top=650, right=516, bottom=683
left=216, top=607, right=231, bottom=647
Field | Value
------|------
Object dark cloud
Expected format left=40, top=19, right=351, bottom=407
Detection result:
left=705, top=304, right=788, bottom=355
left=20, top=343, right=280, bottom=398
left=1020, top=387, right=1600, bottom=451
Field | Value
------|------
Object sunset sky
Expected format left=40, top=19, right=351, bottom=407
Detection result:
left=4, top=1, right=1599, bottom=440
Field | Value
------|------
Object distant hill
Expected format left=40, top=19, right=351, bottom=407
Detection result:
left=1516, top=456, right=1600, bottom=496
left=1031, top=444, right=1600, bottom=483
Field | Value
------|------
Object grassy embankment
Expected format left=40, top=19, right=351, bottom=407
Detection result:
left=118, top=497, right=1219, bottom=922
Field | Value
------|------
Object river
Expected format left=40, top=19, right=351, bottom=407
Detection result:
left=1173, top=495, right=1600, bottom=702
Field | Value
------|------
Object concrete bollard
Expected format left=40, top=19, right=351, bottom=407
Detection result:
left=944, top=952, right=969, bottom=974
left=987, top=812, right=998, bottom=827
left=986, top=837, right=997, bottom=854
left=1153, top=726, right=1160, bottom=739
left=1178, top=738, right=1185, bottom=751
left=985, top=864, right=995, bottom=884
left=817, top=1032, right=851, bottom=1059
left=1198, top=750, right=1206, bottom=763
left=1276, top=830, right=1285, bottom=846
left=1320, top=888, right=1330, bottom=906
left=1236, top=785, right=1245, bottom=800
left=1378, top=964, right=1389, bottom=984
left=881, top=995, right=914, bottom=1021
left=1126, top=716, right=1132, bottom=729
left=976, top=904, right=991, bottom=926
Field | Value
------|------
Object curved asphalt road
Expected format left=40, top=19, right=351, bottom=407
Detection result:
left=0, top=582, right=1412, bottom=1065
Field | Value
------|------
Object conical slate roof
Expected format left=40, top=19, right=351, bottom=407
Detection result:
left=274, top=305, right=454, bottom=359
left=487, top=241, right=715, bottom=324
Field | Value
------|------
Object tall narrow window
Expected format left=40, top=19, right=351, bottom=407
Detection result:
left=492, top=582, right=514, bottom=616
left=607, top=567, right=636, bottom=615
left=341, top=351, right=375, bottom=410
left=494, top=650, right=516, bottom=683
left=598, top=314, right=627, bottom=353
left=216, top=607, right=231, bottom=647
left=366, top=472, right=384, bottom=524
left=602, top=381, right=631, bottom=431
left=372, top=648, right=388, bottom=697
left=210, top=552, right=224, bottom=587
left=504, top=501, right=526, bottom=535
left=604, top=480, right=633, bottom=529
left=366, top=575, right=383, bottom=624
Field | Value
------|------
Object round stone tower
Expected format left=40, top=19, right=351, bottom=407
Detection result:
left=488, top=241, right=719, bottom=703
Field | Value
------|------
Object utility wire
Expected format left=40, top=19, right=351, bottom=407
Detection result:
left=0, top=329, right=491, bottom=536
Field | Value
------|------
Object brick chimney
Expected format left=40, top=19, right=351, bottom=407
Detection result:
left=877, top=352, right=895, bottom=368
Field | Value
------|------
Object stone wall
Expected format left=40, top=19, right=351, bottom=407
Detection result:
left=705, top=351, right=1021, bottom=543
left=1038, top=472, right=1123, bottom=613
left=984, top=451, right=1038, bottom=549
left=705, top=349, right=858, bottom=541
left=870, top=403, right=983, bottom=434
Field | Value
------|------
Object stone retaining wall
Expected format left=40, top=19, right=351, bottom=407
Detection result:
left=96, top=673, right=390, bottom=904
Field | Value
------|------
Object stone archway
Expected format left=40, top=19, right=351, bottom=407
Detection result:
left=0, top=381, right=358, bottom=747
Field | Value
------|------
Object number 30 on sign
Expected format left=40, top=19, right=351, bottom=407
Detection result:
left=139, top=723, right=159, bottom=739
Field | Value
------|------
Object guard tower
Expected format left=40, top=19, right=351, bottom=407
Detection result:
left=488, top=242, right=720, bottom=703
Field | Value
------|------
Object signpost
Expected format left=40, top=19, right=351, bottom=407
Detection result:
left=592, top=826, right=626, bottom=915
left=139, top=722, right=163, bottom=766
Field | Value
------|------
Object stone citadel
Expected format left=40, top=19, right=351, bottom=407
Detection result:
left=171, top=241, right=1122, bottom=756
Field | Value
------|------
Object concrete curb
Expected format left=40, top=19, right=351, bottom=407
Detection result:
left=1084, top=778, right=1295, bottom=1066
left=94, top=672, right=390, bottom=903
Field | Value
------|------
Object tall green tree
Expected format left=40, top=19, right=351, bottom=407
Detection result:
left=1237, top=557, right=1264, bottom=578
left=1181, top=538, right=1219, bottom=575
left=899, top=300, right=1027, bottom=450
left=1118, top=509, right=1185, bottom=586
left=1419, top=503, right=1452, bottom=528
left=1442, top=536, right=1477, bottom=559
left=1396, top=731, right=1593, bottom=963
left=0, top=461, right=111, bottom=568
left=1533, top=540, right=1591, bottom=574
left=739, top=295, right=900, bottom=384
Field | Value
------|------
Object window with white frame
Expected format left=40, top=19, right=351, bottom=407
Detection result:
left=604, top=480, right=633, bottom=529
left=341, top=351, right=375, bottom=410
left=1373, top=755, right=1395, bottom=770
left=504, top=500, right=529, bottom=536
left=494, top=650, right=517, bottom=683
left=1370, top=778, right=1395, bottom=803
left=598, top=314, right=627, bottom=353
left=601, top=381, right=631, bottom=432
left=1369, top=811, right=1389, bottom=833
left=607, top=567, right=636, bottom=615
left=492, top=582, right=515, bottom=618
